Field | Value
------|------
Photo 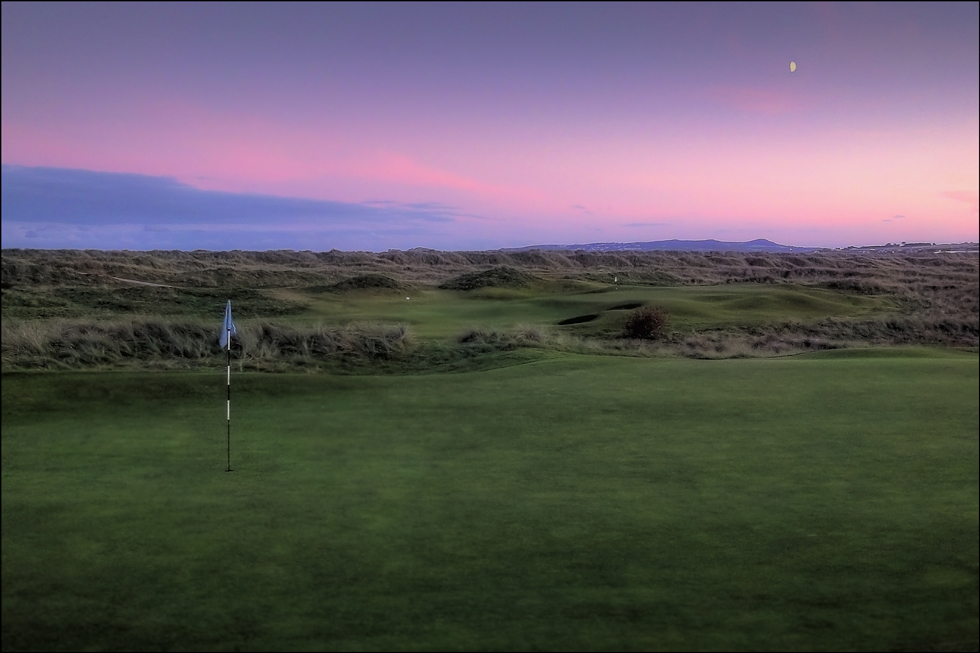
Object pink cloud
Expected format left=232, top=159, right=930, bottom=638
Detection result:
left=707, top=86, right=801, bottom=115
left=2, top=99, right=510, bottom=203
left=941, top=190, right=979, bottom=210
left=346, top=151, right=494, bottom=194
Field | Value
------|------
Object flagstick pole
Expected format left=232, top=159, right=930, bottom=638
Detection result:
left=226, top=326, right=232, bottom=472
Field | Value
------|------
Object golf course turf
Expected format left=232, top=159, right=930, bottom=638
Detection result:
left=3, top=350, right=977, bottom=651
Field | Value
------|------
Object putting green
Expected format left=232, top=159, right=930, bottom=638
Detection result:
left=2, top=350, right=976, bottom=651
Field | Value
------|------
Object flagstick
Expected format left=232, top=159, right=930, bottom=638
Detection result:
left=226, top=326, right=232, bottom=472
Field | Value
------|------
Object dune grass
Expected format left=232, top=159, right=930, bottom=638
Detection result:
left=4, top=249, right=976, bottom=363
left=2, top=281, right=917, bottom=372
left=3, top=351, right=977, bottom=651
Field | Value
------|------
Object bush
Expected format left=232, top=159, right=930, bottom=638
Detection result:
left=623, top=306, right=670, bottom=340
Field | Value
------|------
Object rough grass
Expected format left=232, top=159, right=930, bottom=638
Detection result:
left=321, top=273, right=409, bottom=293
left=0, top=282, right=306, bottom=320
left=2, top=249, right=977, bottom=369
left=2, top=353, right=977, bottom=651
left=438, top=265, right=540, bottom=290
left=3, top=310, right=977, bottom=372
left=6, top=248, right=974, bottom=315
left=1, top=319, right=412, bottom=372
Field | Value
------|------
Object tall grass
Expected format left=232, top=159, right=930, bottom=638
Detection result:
left=3, top=248, right=977, bottom=369
left=4, top=248, right=977, bottom=302
left=3, top=310, right=977, bottom=372
left=1, top=318, right=412, bottom=371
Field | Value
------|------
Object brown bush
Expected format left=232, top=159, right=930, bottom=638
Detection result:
left=623, top=306, right=670, bottom=340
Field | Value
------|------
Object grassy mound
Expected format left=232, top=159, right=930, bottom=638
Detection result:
left=439, top=266, right=540, bottom=291
left=327, top=273, right=408, bottom=293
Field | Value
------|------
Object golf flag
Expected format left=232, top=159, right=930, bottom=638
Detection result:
left=220, top=300, right=236, bottom=472
left=219, top=300, right=237, bottom=347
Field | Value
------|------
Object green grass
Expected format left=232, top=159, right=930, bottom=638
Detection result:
left=3, top=350, right=977, bottom=651
left=295, top=283, right=890, bottom=338
left=3, top=280, right=891, bottom=338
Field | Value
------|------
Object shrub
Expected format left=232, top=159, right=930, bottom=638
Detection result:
left=623, top=306, right=670, bottom=340
left=457, top=327, right=510, bottom=346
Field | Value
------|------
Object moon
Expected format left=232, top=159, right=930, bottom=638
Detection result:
left=790, top=61, right=797, bottom=73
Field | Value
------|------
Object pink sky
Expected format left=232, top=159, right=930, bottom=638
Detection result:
left=2, top=3, right=977, bottom=250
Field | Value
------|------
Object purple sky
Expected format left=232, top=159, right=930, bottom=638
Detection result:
left=2, top=2, right=977, bottom=251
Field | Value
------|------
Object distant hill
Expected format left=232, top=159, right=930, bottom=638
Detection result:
left=503, top=239, right=821, bottom=253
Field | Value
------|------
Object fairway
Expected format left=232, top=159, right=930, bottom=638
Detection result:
left=291, top=283, right=890, bottom=338
left=2, top=351, right=977, bottom=651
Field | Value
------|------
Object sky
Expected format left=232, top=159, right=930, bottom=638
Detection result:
left=2, top=2, right=978, bottom=252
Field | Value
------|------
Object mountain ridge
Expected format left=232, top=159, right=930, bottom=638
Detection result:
left=502, top=238, right=822, bottom=253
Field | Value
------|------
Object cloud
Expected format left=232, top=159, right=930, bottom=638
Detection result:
left=708, top=86, right=800, bottom=115
left=941, top=190, right=979, bottom=211
left=883, top=214, right=905, bottom=222
left=361, top=199, right=490, bottom=222
left=623, top=222, right=671, bottom=228
left=0, top=165, right=474, bottom=250
left=941, top=191, right=976, bottom=203
left=1, top=165, right=457, bottom=226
